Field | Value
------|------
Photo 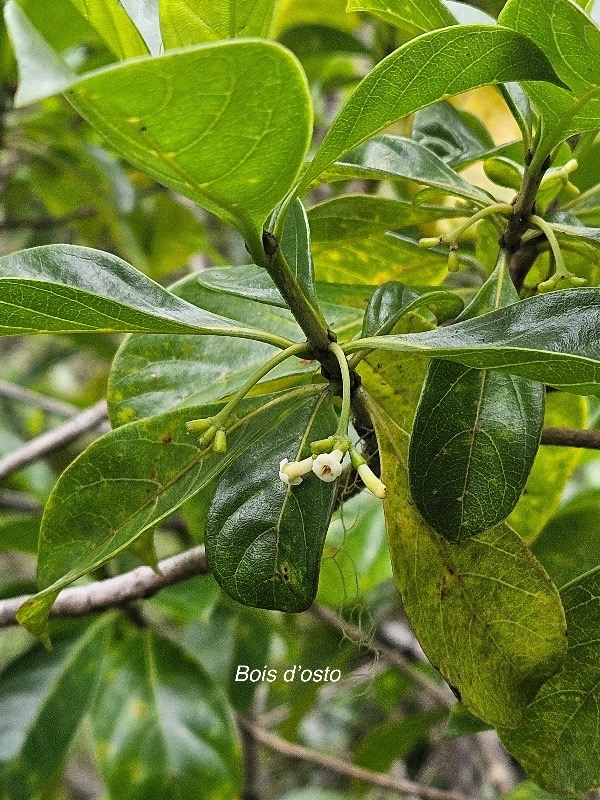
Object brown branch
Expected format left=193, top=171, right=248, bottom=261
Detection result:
left=0, top=545, right=209, bottom=627
left=312, top=604, right=453, bottom=707
left=239, top=717, right=474, bottom=800
left=0, top=378, right=80, bottom=417
left=0, top=400, right=109, bottom=482
left=541, top=427, right=600, bottom=450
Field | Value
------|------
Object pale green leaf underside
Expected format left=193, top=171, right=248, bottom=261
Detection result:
left=345, top=289, right=600, bottom=396
left=346, top=0, right=455, bottom=38
left=299, top=25, right=564, bottom=188
left=68, top=0, right=148, bottom=58
left=160, top=0, right=277, bottom=47
left=0, top=245, right=283, bottom=346
left=369, top=398, right=567, bottom=726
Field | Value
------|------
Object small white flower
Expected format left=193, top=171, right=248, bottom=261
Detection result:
left=279, top=456, right=314, bottom=486
left=357, top=463, right=387, bottom=499
left=312, top=449, right=344, bottom=482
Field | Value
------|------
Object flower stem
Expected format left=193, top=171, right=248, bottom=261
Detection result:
left=329, top=342, right=352, bottom=440
left=187, top=341, right=312, bottom=440
left=419, top=203, right=513, bottom=249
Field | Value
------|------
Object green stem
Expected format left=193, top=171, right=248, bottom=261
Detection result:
left=529, top=215, right=567, bottom=276
left=329, top=342, right=352, bottom=439
left=220, top=327, right=297, bottom=351
left=188, top=341, right=312, bottom=437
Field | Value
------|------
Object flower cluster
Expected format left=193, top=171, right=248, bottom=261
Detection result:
left=278, top=445, right=386, bottom=499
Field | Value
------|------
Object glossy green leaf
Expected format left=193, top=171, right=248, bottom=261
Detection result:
left=499, top=0, right=600, bottom=163
left=317, top=492, right=390, bottom=607
left=367, top=395, right=567, bottom=726
left=501, top=566, right=600, bottom=792
left=0, top=618, right=112, bottom=799
left=298, top=25, right=563, bottom=189
left=315, top=135, right=493, bottom=205
left=205, top=390, right=337, bottom=611
left=6, top=9, right=312, bottom=243
left=533, top=489, right=600, bottom=588
left=508, top=392, right=587, bottom=543
left=346, top=0, right=454, bottom=38
left=68, top=0, right=149, bottom=58
left=307, top=195, right=477, bottom=242
left=0, top=244, right=283, bottom=345
left=362, top=281, right=463, bottom=337
left=92, top=628, right=243, bottom=800
left=408, top=259, right=545, bottom=542
left=313, top=232, right=452, bottom=285
left=345, top=288, right=600, bottom=396
left=17, top=387, right=323, bottom=642
left=409, top=360, right=544, bottom=541
left=160, top=0, right=277, bottom=47
left=412, top=101, right=496, bottom=167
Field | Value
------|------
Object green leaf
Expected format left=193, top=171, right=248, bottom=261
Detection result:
left=501, top=566, right=600, bottom=793
left=17, top=387, right=324, bottom=642
left=205, top=390, right=337, bottom=611
left=367, top=395, right=567, bottom=726
left=499, top=0, right=600, bottom=163
left=353, top=712, right=445, bottom=771
left=408, top=360, right=545, bottom=541
left=298, top=25, right=563, bottom=189
left=445, top=704, right=492, bottom=738
left=92, top=628, right=243, bottom=800
left=107, top=272, right=361, bottom=425
left=307, top=195, right=478, bottom=242
left=533, top=489, right=600, bottom=588
left=362, top=281, right=463, bottom=337
left=160, top=0, right=277, bottom=48
left=346, top=0, right=455, bottom=39
left=68, top=0, right=149, bottom=58
left=412, top=101, right=496, bottom=167
left=501, top=781, right=574, bottom=800
left=408, top=258, right=545, bottom=542
left=0, top=515, right=39, bottom=553
left=313, top=232, right=452, bottom=285
left=0, top=618, right=112, bottom=799
left=120, top=0, right=162, bottom=54
left=279, top=198, right=318, bottom=306
left=6, top=10, right=312, bottom=245
left=345, top=288, right=600, bottom=396
left=508, top=392, right=587, bottom=543
left=4, top=2, right=77, bottom=106
left=0, top=244, right=284, bottom=346
left=315, top=135, right=493, bottom=205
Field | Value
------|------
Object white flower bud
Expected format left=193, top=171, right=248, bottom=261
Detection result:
left=312, top=449, right=344, bottom=482
left=357, top=463, right=388, bottom=499
left=279, top=456, right=314, bottom=486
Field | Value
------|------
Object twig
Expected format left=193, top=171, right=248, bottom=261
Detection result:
left=0, top=378, right=80, bottom=417
left=0, top=400, right=109, bottom=482
left=239, top=717, right=474, bottom=800
left=312, top=604, right=453, bottom=707
left=541, top=427, right=600, bottom=450
left=0, top=490, right=42, bottom=513
left=0, top=545, right=209, bottom=627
